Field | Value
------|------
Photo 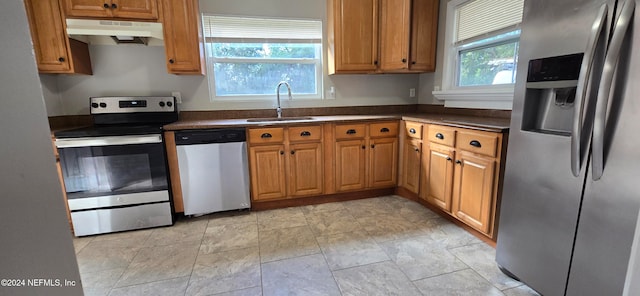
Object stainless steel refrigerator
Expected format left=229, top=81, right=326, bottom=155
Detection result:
left=496, top=0, right=640, bottom=295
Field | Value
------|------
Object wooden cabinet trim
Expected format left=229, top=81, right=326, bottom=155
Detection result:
left=164, top=131, right=184, bottom=213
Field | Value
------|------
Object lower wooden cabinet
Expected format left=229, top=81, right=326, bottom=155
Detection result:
left=421, top=143, right=455, bottom=212
left=288, top=142, right=323, bottom=197
left=248, top=125, right=324, bottom=201
left=335, top=139, right=367, bottom=191
left=451, top=151, right=495, bottom=234
left=334, top=121, right=399, bottom=192
left=369, top=137, right=398, bottom=188
left=249, top=144, right=287, bottom=201
left=400, top=121, right=506, bottom=239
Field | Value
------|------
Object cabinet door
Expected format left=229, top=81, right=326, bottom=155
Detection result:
left=369, top=137, right=398, bottom=188
left=162, top=0, right=204, bottom=74
left=409, top=0, right=438, bottom=72
left=62, top=0, right=112, bottom=18
left=451, top=151, right=495, bottom=234
left=25, top=0, right=91, bottom=74
left=379, top=0, right=411, bottom=71
left=402, top=139, right=422, bottom=193
left=112, top=0, right=158, bottom=20
left=331, top=0, right=379, bottom=72
left=421, top=143, right=455, bottom=212
left=335, top=139, right=366, bottom=191
left=288, top=143, right=323, bottom=197
left=249, top=145, right=287, bottom=201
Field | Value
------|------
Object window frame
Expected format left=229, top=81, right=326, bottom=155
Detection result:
left=202, top=15, right=324, bottom=102
left=433, top=0, right=523, bottom=110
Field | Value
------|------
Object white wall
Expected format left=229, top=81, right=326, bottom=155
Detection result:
left=0, top=1, right=83, bottom=295
left=47, top=0, right=421, bottom=116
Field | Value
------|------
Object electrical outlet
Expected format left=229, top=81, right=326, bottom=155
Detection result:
left=409, top=88, right=416, bottom=98
left=326, top=86, right=336, bottom=99
left=171, top=91, right=182, bottom=104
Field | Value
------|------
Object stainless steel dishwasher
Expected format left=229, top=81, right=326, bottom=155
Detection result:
left=175, top=128, right=250, bottom=216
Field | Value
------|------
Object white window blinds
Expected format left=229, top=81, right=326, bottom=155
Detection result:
left=202, top=15, right=322, bottom=42
left=456, top=0, right=524, bottom=43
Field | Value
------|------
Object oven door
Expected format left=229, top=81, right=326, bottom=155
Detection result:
left=55, top=134, right=169, bottom=205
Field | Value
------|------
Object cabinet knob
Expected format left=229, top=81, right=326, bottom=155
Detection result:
left=260, top=133, right=272, bottom=138
left=361, top=145, right=366, bottom=149
left=58, top=57, right=65, bottom=62
left=409, top=128, right=416, bottom=134
left=111, top=3, right=117, bottom=9
left=446, top=157, right=452, bottom=161
left=103, top=3, right=109, bottom=8
left=402, top=58, right=407, bottom=63
left=371, top=144, right=375, bottom=149
left=412, top=61, right=416, bottom=65
left=291, top=150, right=295, bottom=155
left=374, top=60, right=378, bottom=65
left=435, top=133, right=444, bottom=140
left=455, top=160, right=462, bottom=165
left=469, top=140, right=482, bottom=148
left=415, top=148, right=420, bottom=152
left=280, top=151, right=284, bottom=155
left=169, top=59, right=175, bottom=64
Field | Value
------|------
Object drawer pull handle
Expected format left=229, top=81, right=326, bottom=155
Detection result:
left=346, top=129, right=357, bottom=135
left=435, top=133, right=444, bottom=140
left=380, top=127, right=390, bottom=133
left=300, top=131, right=311, bottom=137
left=261, top=133, right=272, bottom=138
left=409, top=128, right=416, bottom=134
left=469, top=140, right=482, bottom=148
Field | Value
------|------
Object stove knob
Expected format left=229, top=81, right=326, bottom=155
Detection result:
left=91, top=103, right=99, bottom=108
left=159, top=101, right=165, bottom=107
left=99, top=102, right=107, bottom=108
left=166, top=101, right=173, bottom=107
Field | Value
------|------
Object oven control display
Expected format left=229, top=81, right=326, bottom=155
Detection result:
left=119, top=100, right=147, bottom=108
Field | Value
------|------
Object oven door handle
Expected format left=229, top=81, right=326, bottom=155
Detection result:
left=55, top=135, right=163, bottom=148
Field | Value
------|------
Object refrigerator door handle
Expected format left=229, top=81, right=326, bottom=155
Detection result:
left=571, top=4, right=609, bottom=177
left=592, top=0, right=636, bottom=180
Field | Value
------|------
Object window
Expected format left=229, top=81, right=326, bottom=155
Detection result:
left=434, top=0, right=524, bottom=109
left=202, top=16, right=323, bottom=100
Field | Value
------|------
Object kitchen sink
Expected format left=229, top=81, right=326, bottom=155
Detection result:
left=246, top=116, right=314, bottom=122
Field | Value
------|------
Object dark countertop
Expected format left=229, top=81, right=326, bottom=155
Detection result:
left=163, top=114, right=510, bottom=133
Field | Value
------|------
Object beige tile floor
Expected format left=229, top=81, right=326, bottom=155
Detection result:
left=72, top=195, right=540, bottom=296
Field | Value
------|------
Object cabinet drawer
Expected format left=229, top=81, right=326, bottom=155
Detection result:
left=370, top=121, right=399, bottom=138
left=335, top=124, right=366, bottom=140
left=456, top=130, right=498, bottom=157
left=288, top=125, right=322, bottom=142
left=248, top=128, right=284, bottom=144
left=404, top=121, right=423, bottom=139
left=427, top=125, right=456, bottom=146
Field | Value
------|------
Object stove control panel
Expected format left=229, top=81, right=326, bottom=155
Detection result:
left=90, top=96, right=177, bottom=114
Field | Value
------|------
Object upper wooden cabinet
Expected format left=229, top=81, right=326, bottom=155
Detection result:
left=24, top=0, right=92, bottom=74
left=161, top=0, right=205, bottom=75
left=328, top=0, right=439, bottom=74
left=62, top=0, right=159, bottom=20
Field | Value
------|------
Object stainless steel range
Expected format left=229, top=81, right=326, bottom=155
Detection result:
left=54, top=96, right=178, bottom=236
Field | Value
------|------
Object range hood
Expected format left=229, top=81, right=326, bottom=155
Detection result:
left=66, top=19, right=164, bottom=45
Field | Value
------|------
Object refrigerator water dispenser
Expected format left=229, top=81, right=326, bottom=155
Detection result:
left=521, top=53, right=584, bottom=136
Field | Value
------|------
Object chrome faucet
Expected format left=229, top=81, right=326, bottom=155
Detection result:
left=275, top=81, right=292, bottom=118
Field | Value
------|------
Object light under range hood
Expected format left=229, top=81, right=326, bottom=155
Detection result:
left=65, top=19, right=164, bottom=46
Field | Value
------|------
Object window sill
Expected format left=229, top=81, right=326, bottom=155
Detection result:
left=432, top=88, right=513, bottom=110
